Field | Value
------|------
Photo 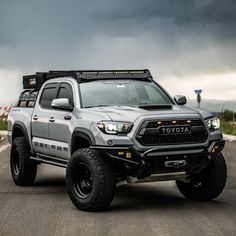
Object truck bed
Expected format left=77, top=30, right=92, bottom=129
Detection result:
left=8, top=107, right=34, bottom=145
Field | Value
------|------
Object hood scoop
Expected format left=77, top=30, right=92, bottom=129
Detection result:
left=138, top=104, right=173, bottom=110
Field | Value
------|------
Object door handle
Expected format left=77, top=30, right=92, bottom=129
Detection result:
left=33, top=115, right=38, bottom=121
left=49, top=117, right=55, bottom=123
left=64, top=115, right=72, bottom=120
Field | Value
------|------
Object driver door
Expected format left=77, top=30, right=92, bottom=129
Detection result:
left=48, top=82, right=74, bottom=160
left=31, top=82, right=58, bottom=156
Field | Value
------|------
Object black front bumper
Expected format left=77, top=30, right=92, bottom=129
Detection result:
left=90, top=140, right=225, bottom=177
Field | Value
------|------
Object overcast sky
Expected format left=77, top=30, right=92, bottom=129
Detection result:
left=0, top=0, right=235, bottom=105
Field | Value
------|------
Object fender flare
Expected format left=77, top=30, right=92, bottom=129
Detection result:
left=71, top=128, right=96, bottom=153
left=12, top=122, right=31, bottom=150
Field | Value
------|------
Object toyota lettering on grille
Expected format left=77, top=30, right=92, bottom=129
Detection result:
left=160, top=125, right=191, bottom=135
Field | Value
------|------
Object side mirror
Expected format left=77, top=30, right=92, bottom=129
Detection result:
left=174, top=95, right=187, bottom=105
left=51, top=98, right=73, bottom=111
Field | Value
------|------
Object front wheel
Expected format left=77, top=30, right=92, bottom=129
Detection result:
left=177, top=152, right=227, bottom=201
left=66, top=148, right=115, bottom=212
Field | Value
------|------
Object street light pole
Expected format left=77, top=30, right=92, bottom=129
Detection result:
left=233, top=111, right=235, bottom=135
left=194, top=90, right=202, bottom=108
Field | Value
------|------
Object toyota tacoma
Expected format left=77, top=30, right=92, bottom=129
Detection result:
left=8, top=70, right=227, bottom=211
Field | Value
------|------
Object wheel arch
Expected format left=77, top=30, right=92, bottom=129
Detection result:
left=71, top=128, right=96, bottom=155
left=12, top=122, right=31, bottom=150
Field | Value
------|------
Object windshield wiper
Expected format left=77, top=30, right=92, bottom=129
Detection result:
left=84, top=104, right=112, bottom=108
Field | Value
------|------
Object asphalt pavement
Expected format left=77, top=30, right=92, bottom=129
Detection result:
left=0, top=138, right=235, bottom=236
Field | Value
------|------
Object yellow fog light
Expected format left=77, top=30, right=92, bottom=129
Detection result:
left=126, top=152, right=132, bottom=159
left=118, top=152, right=124, bottom=155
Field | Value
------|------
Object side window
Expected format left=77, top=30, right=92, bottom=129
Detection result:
left=40, top=84, right=58, bottom=109
left=57, top=83, right=74, bottom=106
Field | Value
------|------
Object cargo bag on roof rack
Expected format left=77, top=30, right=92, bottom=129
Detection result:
left=23, top=74, right=47, bottom=89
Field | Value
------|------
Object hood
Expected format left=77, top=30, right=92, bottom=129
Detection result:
left=86, top=105, right=213, bottom=122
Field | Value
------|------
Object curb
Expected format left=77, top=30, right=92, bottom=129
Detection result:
left=0, top=131, right=7, bottom=135
left=0, top=130, right=7, bottom=143
left=223, top=134, right=236, bottom=142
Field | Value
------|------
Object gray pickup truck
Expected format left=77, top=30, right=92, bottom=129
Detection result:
left=8, top=70, right=227, bottom=212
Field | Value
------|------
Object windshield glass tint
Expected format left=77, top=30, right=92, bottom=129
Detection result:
left=80, top=80, right=172, bottom=108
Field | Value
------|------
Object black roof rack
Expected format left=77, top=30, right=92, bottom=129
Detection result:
left=51, top=69, right=152, bottom=80
left=23, top=69, right=152, bottom=89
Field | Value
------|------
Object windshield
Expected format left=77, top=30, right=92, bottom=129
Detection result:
left=79, top=80, right=172, bottom=108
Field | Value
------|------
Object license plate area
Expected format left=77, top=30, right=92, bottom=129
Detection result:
left=148, top=155, right=189, bottom=174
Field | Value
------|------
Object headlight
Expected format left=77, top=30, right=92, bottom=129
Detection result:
left=97, top=121, right=133, bottom=134
left=206, top=117, right=220, bottom=131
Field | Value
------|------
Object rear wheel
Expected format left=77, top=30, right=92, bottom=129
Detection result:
left=66, top=148, right=115, bottom=212
left=10, top=137, right=37, bottom=186
left=177, top=152, right=227, bottom=201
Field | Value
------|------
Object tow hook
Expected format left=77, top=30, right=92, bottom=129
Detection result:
left=164, top=160, right=187, bottom=169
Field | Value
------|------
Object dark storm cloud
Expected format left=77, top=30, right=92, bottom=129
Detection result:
left=95, top=0, right=236, bottom=25
left=0, top=0, right=236, bottom=104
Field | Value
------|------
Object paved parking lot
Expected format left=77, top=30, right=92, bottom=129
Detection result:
left=0, top=138, right=235, bottom=236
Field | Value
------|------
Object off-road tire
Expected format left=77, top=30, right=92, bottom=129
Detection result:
left=176, top=152, right=227, bottom=201
left=10, top=137, right=37, bottom=186
left=66, top=148, right=115, bottom=212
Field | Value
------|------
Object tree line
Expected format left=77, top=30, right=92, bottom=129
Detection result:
left=221, top=109, right=236, bottom=122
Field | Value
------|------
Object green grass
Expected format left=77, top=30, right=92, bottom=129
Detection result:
left=0, top=120, right=7, bottom=130
left=221, top=120, right=236, bottom=136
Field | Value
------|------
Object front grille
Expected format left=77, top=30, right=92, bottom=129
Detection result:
left=136, top=119, right=208, bottom=146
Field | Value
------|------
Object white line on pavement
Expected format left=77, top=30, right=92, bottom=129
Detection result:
left=0, top=144, right=10, bottom=153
